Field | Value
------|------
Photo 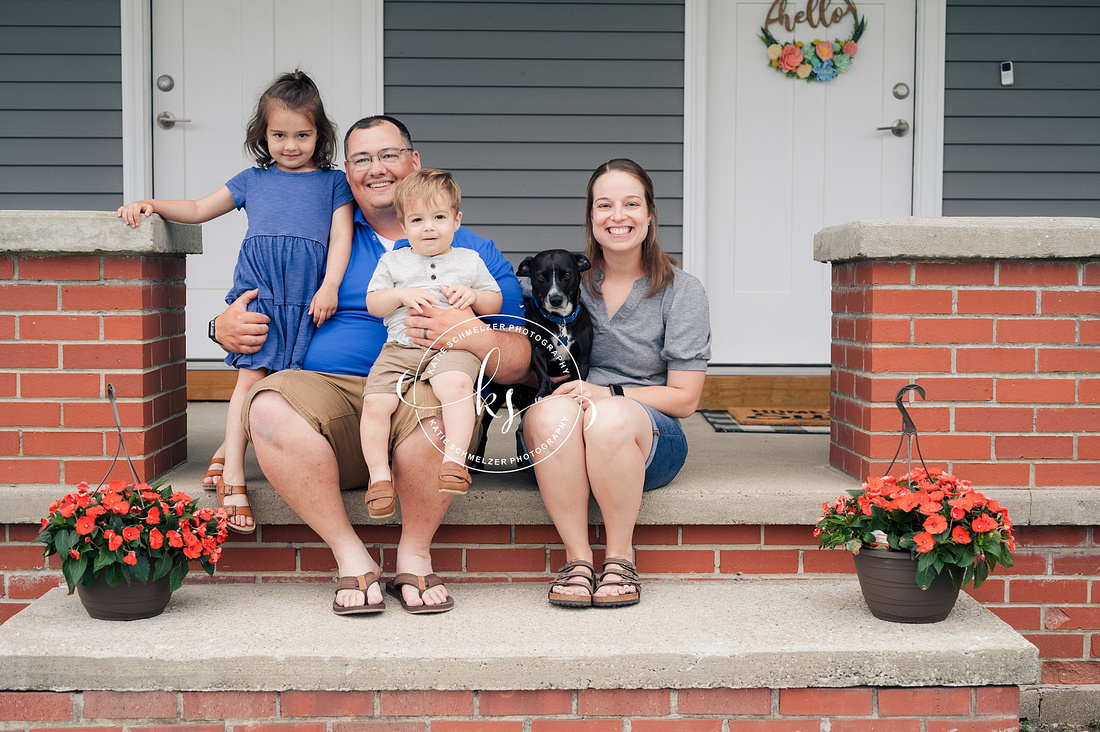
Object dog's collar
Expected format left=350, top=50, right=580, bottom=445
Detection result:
left=534, top=301, right=580, bottom=325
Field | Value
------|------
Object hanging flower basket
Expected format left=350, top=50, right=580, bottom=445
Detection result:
left=34, top=384, right=229, bottom=620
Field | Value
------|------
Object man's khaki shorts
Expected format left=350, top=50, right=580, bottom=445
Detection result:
left=244, top=369, right=483, bottom=491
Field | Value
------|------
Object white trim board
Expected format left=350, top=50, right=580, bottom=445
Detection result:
left=120, top=0, right=152, bottom=202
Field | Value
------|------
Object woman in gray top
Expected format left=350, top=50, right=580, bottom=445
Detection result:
left=520, top=159, right=711, bottom=608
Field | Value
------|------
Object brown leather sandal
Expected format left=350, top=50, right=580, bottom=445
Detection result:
left=216, top=477, right=256, bottom=535
left=592, top=557, right=640, bottom=608
left=385, top=572, right=455, bottom=614
left=548, top=559, right=595, bottom=608
left=364, top=479, right=396, bottom=519
left=202, top=457, right=224, bottom=490
left=332, top=571, right=385, bottom=615
left=438, top=461, right=471, bottom=496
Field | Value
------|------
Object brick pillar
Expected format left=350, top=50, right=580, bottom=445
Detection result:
left=815, top=217, right=1100, bottom=487
left=0, top=211, right=201, bottom=485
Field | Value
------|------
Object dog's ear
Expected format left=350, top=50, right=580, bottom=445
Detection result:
left=574, top=253, right=591, bottom=273
left=517, top=256, right=533, bottom=278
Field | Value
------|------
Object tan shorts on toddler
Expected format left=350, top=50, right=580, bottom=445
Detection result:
left=363, top=342, right=484, bottom=396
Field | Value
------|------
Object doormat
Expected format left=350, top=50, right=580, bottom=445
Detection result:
left=728, top=407, right=830, bottom=427
left=698, top=409, right=830, bottom=434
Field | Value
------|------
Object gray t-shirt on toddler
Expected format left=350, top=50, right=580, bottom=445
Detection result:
left=368, top=246, right=500, bottom=346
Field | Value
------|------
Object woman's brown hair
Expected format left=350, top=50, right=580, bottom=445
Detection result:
left=583, top=158, right=677, bottom=298
left=243, top=69, right=338, bottom=170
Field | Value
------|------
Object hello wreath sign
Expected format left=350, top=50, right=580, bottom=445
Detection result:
left=759, top=0, right=867, bottom=82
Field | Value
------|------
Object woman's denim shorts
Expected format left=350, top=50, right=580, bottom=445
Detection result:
left=515, top=399, right=687, bottom=492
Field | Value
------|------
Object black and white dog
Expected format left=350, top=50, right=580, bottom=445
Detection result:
left=516, top=249, right=594, bottom=400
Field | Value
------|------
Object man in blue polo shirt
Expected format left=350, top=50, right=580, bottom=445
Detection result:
left=211, top=116, right=530, bottom=614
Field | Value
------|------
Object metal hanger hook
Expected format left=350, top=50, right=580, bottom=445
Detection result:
left=894, top=383, right=925, bottom=436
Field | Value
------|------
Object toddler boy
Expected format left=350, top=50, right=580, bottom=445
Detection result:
left=360, top=168, right=502, bottom=518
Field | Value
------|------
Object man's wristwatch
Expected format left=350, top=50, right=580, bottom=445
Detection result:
left=609, top=384, right=625, bottom=397
left=208, top=316, right=220, bottom=346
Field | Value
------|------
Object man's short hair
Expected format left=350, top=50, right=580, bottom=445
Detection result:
left=393, top=168, right=462, bottom=222
left=343, top=115, right=413, bottom=160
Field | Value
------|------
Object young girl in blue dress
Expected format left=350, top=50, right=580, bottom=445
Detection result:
left=117, top=70, right=354, bottom=533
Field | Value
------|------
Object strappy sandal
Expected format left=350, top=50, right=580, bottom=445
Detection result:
left=216, top=477, right=256, bottom=535
left=593, top=557, right=640, bottom=608
left=202, top=457, right=224, bottom=490
left=548, top=559, right=595, bottom=608
left=438, top=461, right=471, bottom=496
left=364, top=479, right=396, bottom=519
left=332, top=571, right=385, bottom=615
left=385, top=572, right=455, bottom=614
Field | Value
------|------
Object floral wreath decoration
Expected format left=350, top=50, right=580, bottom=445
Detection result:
left=759, top=8, right=866, bottom=82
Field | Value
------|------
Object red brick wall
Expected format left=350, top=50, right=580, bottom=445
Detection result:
left=4, top=522, right=1097, bottom=686
left=0, top=254, right=188, bottom=485
left=829, top=259, right=1100, bottom=485
left=0, top=686, right=1020, bottom=729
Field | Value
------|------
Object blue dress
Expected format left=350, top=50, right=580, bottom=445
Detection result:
left=224, top=167, right=354, bottom=372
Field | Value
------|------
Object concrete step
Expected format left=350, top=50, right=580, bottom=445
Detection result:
left=0, top=580, right=1037, bottom=692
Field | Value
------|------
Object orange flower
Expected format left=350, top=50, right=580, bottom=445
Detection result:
left=69, top=549, right=80, bottom=559
left=123, top=552, right=137, bottom=565
left=951, top=526, right=971, bottom=544
left=923, top=514, right=948, bottom=535
left=948, top=493, right=979, bottom=511
left=889, top=493, right=919, bottom=512
left=122, top=526, right=141, bottom=542
left=971, top=515, right=999, bottom=533
left=950, top=506, right=965, bottom=520
left=75, top=516, right=95, bottom=535
left=914, top=531, right=935, bottom=553
left=149, top=528, right=164, bottom=549
left=919, top=501, right=943, bottom=516
left=59, top=501, right=77, bottom=518
left=167, top=531, right=183, bottom=548
left=145, top=506, right=161, bottom=524
left=101, top=491, right=127, bottom=514
left=105, top=529, right=123, bottom=551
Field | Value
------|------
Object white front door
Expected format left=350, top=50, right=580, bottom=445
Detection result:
left=151, top=0, right=382, bottom=361
left=701, top=0, right=916, bottom=365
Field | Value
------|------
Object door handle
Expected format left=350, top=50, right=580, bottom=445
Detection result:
left=157, top=112, right=192, bottom=130
left=876, top=119, right=910, bottom=137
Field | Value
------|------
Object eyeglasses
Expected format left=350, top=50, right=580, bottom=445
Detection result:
left=346, top=148, right=413, bottom=168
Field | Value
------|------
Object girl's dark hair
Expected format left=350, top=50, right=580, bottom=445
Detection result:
left=582, top=158, right=677, bottom=299
left=243, top=69, right=338, bottom=169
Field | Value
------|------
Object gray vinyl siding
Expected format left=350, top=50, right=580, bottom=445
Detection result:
left=942, top=0, right=1100, bottom=217
left=384, top=0, right=685, bottom=266
left=0, top=0, right=123, bottom=210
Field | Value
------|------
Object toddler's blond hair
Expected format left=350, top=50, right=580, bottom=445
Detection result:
left=393, top=168, right=461, bottom=221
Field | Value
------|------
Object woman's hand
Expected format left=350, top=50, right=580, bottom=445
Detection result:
left=550, top=379, right=609, bottom=411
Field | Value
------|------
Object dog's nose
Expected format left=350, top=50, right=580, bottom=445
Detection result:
left=549, top=294, right=564, bottom=307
